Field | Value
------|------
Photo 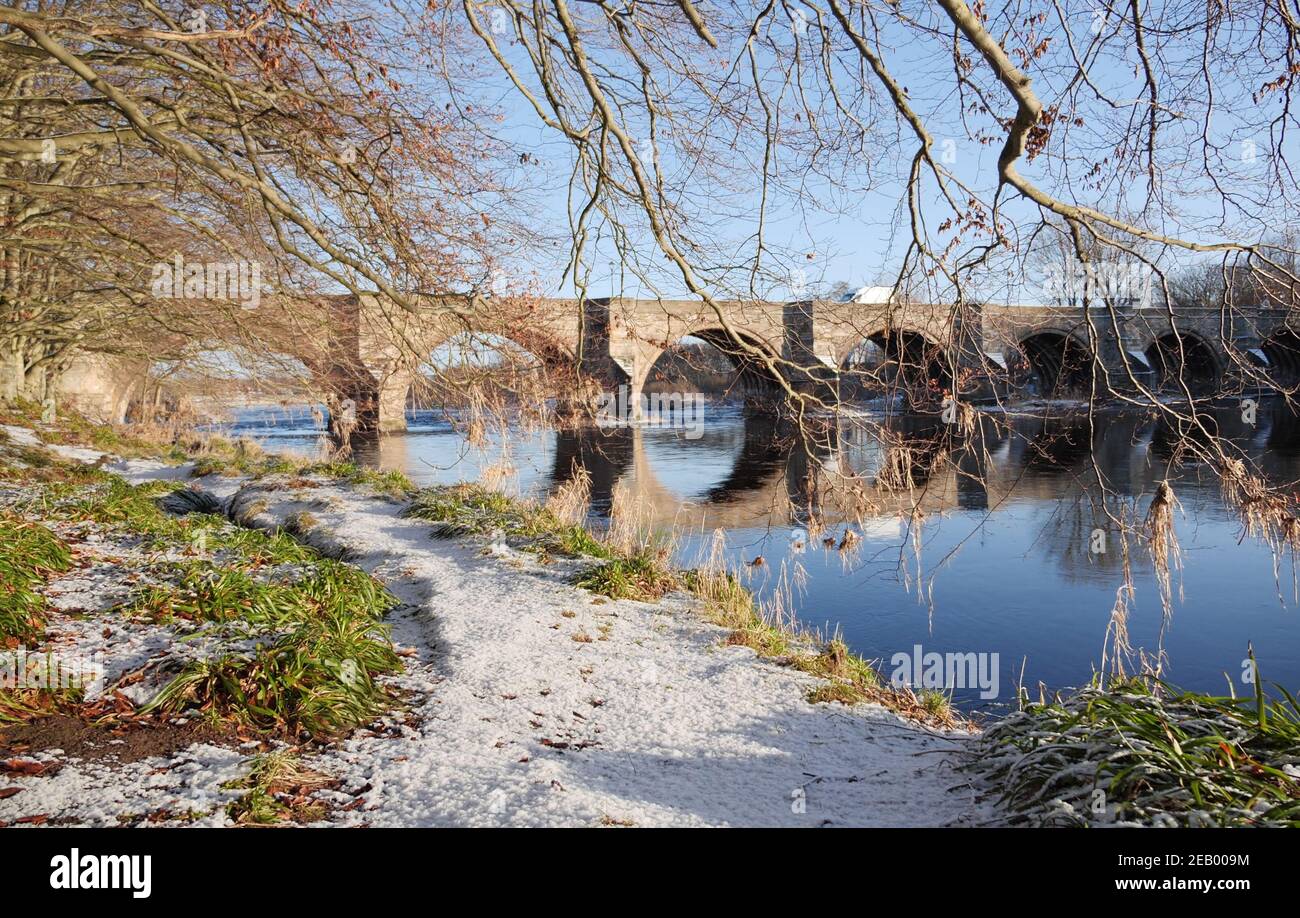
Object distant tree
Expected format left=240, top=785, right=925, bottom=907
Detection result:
left=0, top=1, right=521, bottom=406
left=826, top=281, right=857, bottom=302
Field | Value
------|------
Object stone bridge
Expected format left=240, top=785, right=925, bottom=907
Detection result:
left=57, top=292, right=1299, bottom=430
left=339, top=294, right=1297, bottom=433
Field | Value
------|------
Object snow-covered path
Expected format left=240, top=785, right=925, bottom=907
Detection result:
left=218, top=475, right=986, bottom=827
left=1, top=438, right=989, bottom=827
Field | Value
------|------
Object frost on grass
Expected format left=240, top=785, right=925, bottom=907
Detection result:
left=0, top=431, right=408, bottom=826
left=965, top=678, right=1300, bottom=827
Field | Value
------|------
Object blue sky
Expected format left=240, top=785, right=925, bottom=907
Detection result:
left=436, top=3, right=1300, bottom=304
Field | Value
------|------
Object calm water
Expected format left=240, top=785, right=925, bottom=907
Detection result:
left=213, top=399, right=1300, bottom=712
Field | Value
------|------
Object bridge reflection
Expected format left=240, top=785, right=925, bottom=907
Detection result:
left=525, top=398, right=1300, bottom=543
left=340, top=395, right=1300, bottom=591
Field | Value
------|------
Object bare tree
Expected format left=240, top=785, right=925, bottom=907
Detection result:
left=0, top=0, right=529, bottom=414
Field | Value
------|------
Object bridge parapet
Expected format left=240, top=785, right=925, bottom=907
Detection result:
left=173, top=292, right=1300, bottom=435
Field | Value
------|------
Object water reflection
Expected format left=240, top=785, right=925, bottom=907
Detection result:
left=221, top=397, right=1300, bottom=710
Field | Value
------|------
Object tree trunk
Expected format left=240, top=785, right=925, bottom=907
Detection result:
left=0, top=342, right=22, bottom=404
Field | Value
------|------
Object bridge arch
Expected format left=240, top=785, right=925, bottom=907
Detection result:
left=1141, top=330, right=1220, bottom=395
left=1012, top=329, right=1094, bottom=398
left=636, top=326, right=785, bottom=403
left=376, top=326, right=577, bottom=433
left=1261, top=328, right=1300, bottom=390
left=838, top=326, right=951, bottom=404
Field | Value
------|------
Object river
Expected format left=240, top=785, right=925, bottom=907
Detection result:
left=212, top=398, right=1300, bottom=712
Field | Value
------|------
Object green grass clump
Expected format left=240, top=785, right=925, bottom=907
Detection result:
left=21, top=477, right=245, bottom=553
left=405, top=484, right=515, bottom=535
left=405, top=484, right=611, bottom=559
left=969, top=676, right=1300, bottom=826
left=792, top=638, right=881, bottom=692
left=574, top=551, right=678, bottom=601
left=806, top=682, right=865, bottom=705
left=681, top=568, right=757, bottom=627
left=209, top=526, right=317, bottom=566
left=68, top=480, right=185, bottom=530
left=192, top=449, right=298, bottom=479
left=138, top=557, right=401, bottom=738
left=305, top=461, right=414, bottom=498
left=224, top=750, right=332, bottom=825
left=143, top=609, right=401, bottom=738
left=0, top=688, right=79, bottom=725
left=127, top=567, right=305, bottom=626
left=0, top=514, right=72, bottom=643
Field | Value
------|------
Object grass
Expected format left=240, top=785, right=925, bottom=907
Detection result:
left=187, top=435, right=298, bottom=479
left=681, top=559, right=961, bottom=727
left=142, top=615, right=401, bottom=738
left=2, top=433, right=403, bottom=738
left=223, top=750, right=334, bottom=825
left=0, top=687, right=79, bottom=725
left=303, top=461, right=414, bottom=498
left=0, top=412, right=420, bottom=743
left=136, top=557, right=401, bottom=738
left=0, top=514, right=72, bottom=644
left=574, top=551, right=677, bottom=601
left=405, top=483, right=612, bottom=560
left=212, top=526, right=317, bottom=565
left=0, top=397, right=184, bottom=462
left=967, top=673, right=1300, bottom=826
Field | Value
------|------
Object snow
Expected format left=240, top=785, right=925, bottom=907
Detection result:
left=1, top=744, right=247, bottom=827
left=45, top=442, right=106, bottom=464
left=849, top=285, right=897, bottom=305
left=215, top=477, right=988, bottom=826
left=109, top=458, right=196, bottom=483
left=1, top=424, right=41, bottom=446
left=1, top=425, right=990, bottom=827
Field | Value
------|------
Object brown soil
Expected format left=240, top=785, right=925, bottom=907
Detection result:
left=0, top=714, right=237, bottom=763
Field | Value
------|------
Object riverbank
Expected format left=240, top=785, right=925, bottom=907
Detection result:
left=6, top=409, right=1298, bottom=827
left=0, top=414, right=985, bottom=827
